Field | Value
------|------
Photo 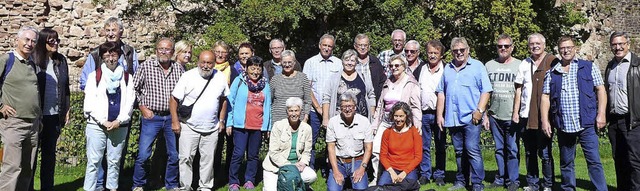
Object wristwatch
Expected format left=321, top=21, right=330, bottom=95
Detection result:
left=476, top=108, right=485, bottom=114
left=361, top=162, right=368, bottom=168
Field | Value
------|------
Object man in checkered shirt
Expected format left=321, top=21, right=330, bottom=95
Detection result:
left=131, top=38, right=185, bottom=191
left=377, top=29, right=406, bottom=77
left=540, top=36, right=607, bottom=191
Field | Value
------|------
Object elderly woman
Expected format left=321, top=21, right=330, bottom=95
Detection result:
left=322, top=49, right=376, bottom=126
left=83, top=42, right=135, bottom=191
left=31, top=28, right=71, bottom=191
left=379, top=102, right=422, bottom=185
left=270, top=50, right=312, bottom=124
left=370, top=54, right=422, bottom=184
left=226, top=56, right=272, bottom=190
left=174, top=40, right=192, bottom=69
left=262, top=97, right=317, bottom=191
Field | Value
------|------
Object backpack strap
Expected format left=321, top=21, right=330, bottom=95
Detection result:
left=0, top=52, right=16, bottom=90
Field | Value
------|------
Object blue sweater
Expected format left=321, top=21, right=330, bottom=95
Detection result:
left=226, top=76, right=272, bottom=131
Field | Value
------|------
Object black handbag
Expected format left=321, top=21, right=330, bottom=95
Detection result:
left=178, top=70, right=215, bottom=122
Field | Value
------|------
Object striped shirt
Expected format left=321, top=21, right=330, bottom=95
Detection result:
left=542, top=59, right=603, bottom=133
left=270, top=71, right=312, bottom=125
left=303, top=54, right=342, bottom=105
left=133, top=58, right=184, bottom=112
left=377, top=49, right=404, bottom=77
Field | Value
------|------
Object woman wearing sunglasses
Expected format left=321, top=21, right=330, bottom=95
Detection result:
left=30, top=28, right=71, bottom=191
left=369, top=54, right=422, bottom=185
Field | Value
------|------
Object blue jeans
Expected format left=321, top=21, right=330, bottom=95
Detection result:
left=450, top=124, right=485, bottom=188
left=378, top=169, right=418, bottom=186
left=309, top=111, right=322, bottom=169
left=229, top=128, right=262, bottom=185
left=557, top=127, right=607, bottom=191
left=519, top=118, right=554, bottom=189
left=31, top=115, right=60, bottom=191
left=132, top=115, right=179, bottom=189
left=489, top=116, right=519, bottom=185
left=419, top=113, right=447, bottom=180
left=96, top=122, right=132, bottom=189
left=327, top=159, right=369, bottom=190
left=83, top=123, right=128, bottom=190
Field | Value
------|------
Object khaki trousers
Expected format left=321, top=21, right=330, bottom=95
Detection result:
left=0, top=117, right=40, bottom=191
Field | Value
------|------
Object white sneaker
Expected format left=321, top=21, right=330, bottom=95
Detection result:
left=543, top=187, right=552, bottom=191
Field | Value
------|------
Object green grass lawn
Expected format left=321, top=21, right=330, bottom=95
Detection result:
left=33, top=142, right=617, bottom=191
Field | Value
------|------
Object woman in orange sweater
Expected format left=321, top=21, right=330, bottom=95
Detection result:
left=378, top=102, right=423, bottom=185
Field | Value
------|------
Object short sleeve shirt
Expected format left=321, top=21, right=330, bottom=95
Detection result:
left=325, top=114, right=373, bottom=158
left=172, top=68, right=230, bottom=133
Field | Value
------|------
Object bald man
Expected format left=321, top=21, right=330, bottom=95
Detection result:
left=170, top=50, right=229, bottom=190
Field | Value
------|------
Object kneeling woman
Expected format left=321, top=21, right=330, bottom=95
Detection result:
left=82, top=42, right=135, bottom=191
left=262, top=97, right=317, bottom=191
left=378, top=102, right=422, bottom=185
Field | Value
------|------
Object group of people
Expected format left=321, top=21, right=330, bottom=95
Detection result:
left=0, top=16, right=638, bottom=191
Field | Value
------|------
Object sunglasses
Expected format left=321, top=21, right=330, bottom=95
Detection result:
left=47, top=38, right=60, bottom=45
left=496, top=44, right=512, bottom=49
left=452, top=48, right=466, bottom=53
left=389, top=64, right=403, bottom=68
left=404, top=49, right=418, bottom=54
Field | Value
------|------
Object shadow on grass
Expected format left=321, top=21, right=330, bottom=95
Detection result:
left=53, top=176, right=84, bottom=191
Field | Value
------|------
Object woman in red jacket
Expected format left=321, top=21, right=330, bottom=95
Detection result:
left=378, top=102, right=423, bottom=185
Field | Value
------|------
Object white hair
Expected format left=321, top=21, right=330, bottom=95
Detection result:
left=285, top=97, right=303, bottom=109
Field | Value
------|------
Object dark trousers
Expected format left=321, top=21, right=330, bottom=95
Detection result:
left=608, top=113, right=640, bottom=190
left=214, top=130, right=233, bottom=185
left=228, top=128, right=262, bottom=185
left=519, top=118, right=554, bottom=189
left=30, top=115, right=60, bottom=191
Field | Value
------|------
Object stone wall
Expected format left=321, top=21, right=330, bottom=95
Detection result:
left=0, top=0, right=176, bottom=91
left=559, top=0, right=640, bottom=68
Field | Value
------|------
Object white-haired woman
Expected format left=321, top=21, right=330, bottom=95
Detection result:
left=262, top=97, right=317, bottom=191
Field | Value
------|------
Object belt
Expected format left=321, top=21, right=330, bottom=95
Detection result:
left=422, top=109, right=436, bottom=114
left=154, top=110, right=171, bottom=116
left=338, top=155, right=364, bottom=163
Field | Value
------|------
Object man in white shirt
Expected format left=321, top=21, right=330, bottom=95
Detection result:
left=169, top=50, right=229, bottom=190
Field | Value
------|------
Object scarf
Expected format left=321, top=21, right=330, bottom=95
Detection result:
left=245, top=75, right=266, bottom=92
left=101, top=63, right=124, bottom=94
left=215, top=61, right=231, bottom=83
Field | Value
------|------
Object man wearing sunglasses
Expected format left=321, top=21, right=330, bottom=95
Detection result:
left=436, top=37, right=492, bottom=191
left=404, top=40, right=423, bottom=74
left=604, top=31, right=640, bottom=190
left=483, top=34, right=521, bottom=191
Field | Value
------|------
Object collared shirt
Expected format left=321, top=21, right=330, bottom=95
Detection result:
left=325, top=114, right=373, bottom=158
left=407, top=59, right=423, bottom=75
left=356, top=59, right=372, bottom=88
left=377, top=49, right=405, bottom=77
left=272, top=59, right=283, bottom=75
left=133, top=58, right=184, bottom=112
left=303, top=53, right=343, bottom=105
left=543, top=58, right=604, bottom=133
left=436, top=57, right=493, bottom=127
left=0, top=51, right=40, bottom=119
left=608, top=52, right=631, bottom=115
left=418, top=62, right=444, bottom=111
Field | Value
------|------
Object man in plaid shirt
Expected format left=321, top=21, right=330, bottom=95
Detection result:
left=540, top=36, right=607, bottom=191
left=377, top=29, right=406, bottom=77
left=131, top=38, right=185, bottom=191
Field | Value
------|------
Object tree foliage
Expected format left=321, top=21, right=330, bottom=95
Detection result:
left=113, top=0, right=586, bottom=63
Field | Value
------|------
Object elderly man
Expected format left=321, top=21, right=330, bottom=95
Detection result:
left=170, top=50, right=229, bottom=191
left=436, top=37, right=492, bottom=191
left=303, top=34, right=343, bottom=171
left=353, top=34, right=386, bottom=102
left=605, top=31, right=640, bottom=190
left=80, top=17, right=138, bottom=90
left=412, top=40, right=446, bottom=186
left=326, top=92, right=373, bottom=191
left=263, top=39, right=301, bottom=81
left=540, top=36, right=607, bottom=191
left=132, top=38, right=184, bottom=191
left=377, top=29, right=406, bottom=77
left=512, top=33, right=557, bottom=191
left=404, top=40, right=423, bottom=74
left=0, top=26, right=40, bottom=191
left=483, top=34, right=521, bottom=191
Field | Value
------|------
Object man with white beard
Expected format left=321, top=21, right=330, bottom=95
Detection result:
left=170, top=50, right=229, bottom=190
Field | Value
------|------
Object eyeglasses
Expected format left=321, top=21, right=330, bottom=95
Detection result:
left=270, top=46, right=284, bottom=51
left=22, top=37, right=37, bottom=45
left=355, top=43, right=369, bottom=48
left=102, top=52, right=119, bottom=59
left=452, top=48, right=466, bottom=53
left=392, top=39, right=405, bottom=43
left=389, top=64, right=403, bottom=68
left=404, top=49, right=418, bottom=54
left=611, top=42, right=628, bottom=48
left=559, top=46, right=574, bottom=51
left=282, top=61, right=295, bottom=65
left=215, top=51, right=228, bottom=55
left=158, top=48, right=173, bottom=53
left=496, top=44, right=512, bottom=49
left=47, top=38, right=60, bottom=45
left=341, top=105, right=355, bottom=109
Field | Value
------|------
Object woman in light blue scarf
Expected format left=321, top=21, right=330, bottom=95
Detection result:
left=82, top=42, right=136, bottom=191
